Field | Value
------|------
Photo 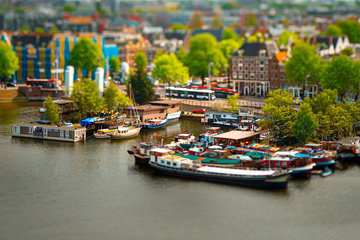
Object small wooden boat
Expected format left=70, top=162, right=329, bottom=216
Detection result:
left=110, top=126, right=141, bottom=140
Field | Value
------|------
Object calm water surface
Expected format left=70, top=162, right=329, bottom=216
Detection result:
left=0, top=102, right=360, bottom=240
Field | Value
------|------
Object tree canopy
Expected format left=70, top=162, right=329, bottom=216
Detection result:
left=44, top=96, right=60, bottom=125
left=210, top=15, right=223, bottom=28
left=218, top=39, right=240, bottom=59
left=321, top=55, right=360, bottom=100
left=69, top=38, right=104, bottom=77
left=62, top=5, right=77, bottom=12
left=226, top=94, right=240, bottom=112
left=325, top=24, right=343, bottom=37
left=130, top=51, right=154, bottom=105
left=293, top=102, right=317, bottom=144
left=152, top=53, right=189, bottom=86
left=277, top=30, right=299, bottom=47
left=284, top=43, right=324, bottom=96
left=104, top=82, right=132, bottom=111
left=109, top=56, right=120, bottom=73
left=261, top=89, right=296, bottom=142
left=186, top=33, right=227, bottom=84
left=337, top=18, right=360, bottom=43
left=245, top=13, right=258, bottom=26
left=70, top=78, right=103, bottom=118
left=188, top=12, right=204, bottom=29
left=170, top=24, right=189, bottom=31
left=222, top=28, right=238, bottom=40
left=0, top=41, right=19, bottom=85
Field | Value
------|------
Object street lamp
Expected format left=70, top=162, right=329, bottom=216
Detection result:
left=208, top=62, right=214, bottom=90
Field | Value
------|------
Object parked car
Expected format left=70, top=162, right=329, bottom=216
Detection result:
left=192, top=108, right=206, bottom=114
left=6, top=82, right=16, bottom=87
left=64, top=123, right=73, bottom=127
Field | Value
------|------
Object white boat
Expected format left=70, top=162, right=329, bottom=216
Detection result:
left=166, top=111, right=181, bottom=121
left=164, top=133, right=196, bottom=149
left=110, top=126, right=141, bottom=140
left=94, top=129, right=114, bottom=139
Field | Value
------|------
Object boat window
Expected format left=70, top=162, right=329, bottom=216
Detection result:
left=173, top=163, right=177, bottom=166
left=161, top=160, right=165, bottom=164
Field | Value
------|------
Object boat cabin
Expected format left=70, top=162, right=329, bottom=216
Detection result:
left=11, top=123, right=86, bottom=142
left=213, top=130, right=261, bottom=147
left=305, top=143, right=323, bottom=151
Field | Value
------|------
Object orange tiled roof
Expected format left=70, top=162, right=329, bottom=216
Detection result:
left=275, top=51, right=288, bottom=63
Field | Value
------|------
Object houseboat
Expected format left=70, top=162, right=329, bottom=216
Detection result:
left=11, top=123, right=86, bottom=142
left=149, top=153, right=290, bottom=189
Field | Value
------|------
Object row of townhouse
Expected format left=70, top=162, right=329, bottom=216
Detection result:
left=229, top=35, right=350, bottom=98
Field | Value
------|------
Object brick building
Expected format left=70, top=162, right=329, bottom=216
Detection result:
left=230, top=41, right=280, bottom=96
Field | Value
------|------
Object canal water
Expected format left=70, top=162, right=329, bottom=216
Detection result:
left=0, top=102, right=360, bottom=240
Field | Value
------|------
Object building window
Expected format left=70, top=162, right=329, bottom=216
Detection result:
left=233, top=73, right=237, bottom=78
left=239, top=60, right=242, bottom=64
left=233, top=66, right=236, bottom=71
left=260, top=60, right=264, bottom=65
left=239, top=66, right=242, bottom=71
left=260, top=74, right=264, bottom=79
left=250, top=67, right=254, bottom=71
left=245, top=66, right=248, bottom=71
left=260, top=66, right=264, bottom=72
left=239, top=73, right=243, bottom=79
left=245, top=60, right=248, bottom=65
left=250, top=73, right=255, bottom=79
left=245, top=73, right=248, bottom=79
left=250, top=60, right=254, bottom=64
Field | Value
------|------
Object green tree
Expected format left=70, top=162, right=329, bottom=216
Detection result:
left=188, top=12, right=204, bottom=29
left=0, top=42, right=19, bottom=88
left=211, top=15, right=223, bottom=28
left=341, top=46, right=354, bottom=56
left=104, top=82, right=132, bottom=111
left=219, top=38, right=240, bottom=58
left=186, top=33, right=227, bottom=85
left=171, top=24, right=189, bottom=31
left=285, top=43, right=324, bottom=97
left=176, top=46, right=187, bottom=65
left=309, top=89, right=338, bottom=114
left=130, top=51, right=154, bottom=105
left=69, top=38, right=104, bottom=78
left=221, top=1, right=238, bottom=10
left=50, top=26, right=60, bottom=34
left=293, top=102, right=317, bottom=144
left=44, top=96, right=60, bottom=125
left=35, top=27, right=45, bottom=34
left=277, top=30, right=299, bottom=47
left=226, top=94, right=240, bottom=112
left=245, top=13, right=258, bottom=26
left=15, top=6, right=25, bottom=14
left=222, top=27, right=239, bottom=41
left=261, top=89, right=296, bottom=142
left=337, top=18, right=360, bottom=43
left=109, top=56, right=120, bottom=74
left=321, top=55, right=359, bottom=100
left=152, top=53, right=189, bottom=86
left=62, top=5, right=77, bottom=12
left=325, top=24, right=342, bottom=37
left=20, top=25, right=31, bottom=33
left=70, top=78, right=103, bottom=119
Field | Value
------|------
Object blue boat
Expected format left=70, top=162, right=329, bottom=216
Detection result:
left=141, top=119, right=168, bottom=130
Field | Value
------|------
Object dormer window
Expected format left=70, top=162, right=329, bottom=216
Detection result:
left=259, top=50, right=266, bottom=57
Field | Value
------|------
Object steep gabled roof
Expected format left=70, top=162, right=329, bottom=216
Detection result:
left=232, top=41, right=278, bottom=57
left=309, top=36, right=340, bottom=47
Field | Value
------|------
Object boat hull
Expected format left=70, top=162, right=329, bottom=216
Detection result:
left=141, top=120, right=168, bottom=130
left=94, top=134, right=111, bottom=139
left=134, top=153, right=150, bottom=166
left=111, top=128, right=141, bottom=140
left=149, top=162, right=289, bottom=189
left=166, top=111, right=181, bottom=121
